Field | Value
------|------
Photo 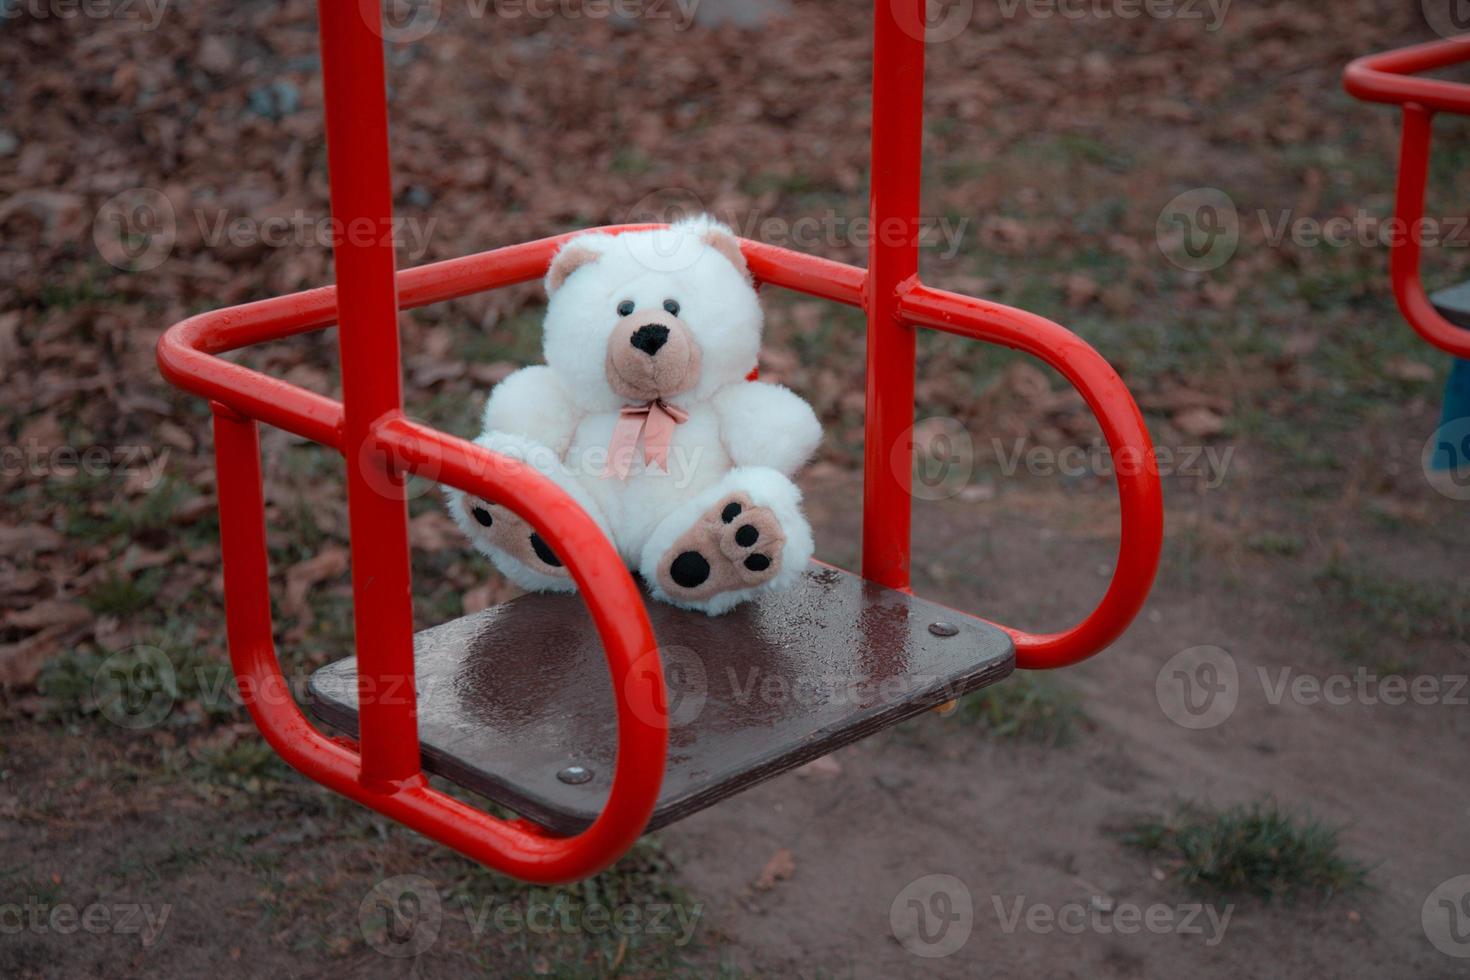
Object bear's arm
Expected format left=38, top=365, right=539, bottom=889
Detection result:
left=479, top=365, right=582, bottom=458
left=711, top=381, right=822, bottom=477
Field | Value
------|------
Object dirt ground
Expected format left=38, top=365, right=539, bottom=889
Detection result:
left=4, top=0, right=1470, bottom=977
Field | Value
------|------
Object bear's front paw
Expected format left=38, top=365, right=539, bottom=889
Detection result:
left=656, top=493, right=785, bottom=602
left=457, top=496, right=571, bottom=580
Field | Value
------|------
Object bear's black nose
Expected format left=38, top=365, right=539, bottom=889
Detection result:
left=629, top=324, right=670, bottom=356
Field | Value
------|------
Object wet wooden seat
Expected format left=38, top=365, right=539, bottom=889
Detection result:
left=307, top=564, right=1014, bottom=835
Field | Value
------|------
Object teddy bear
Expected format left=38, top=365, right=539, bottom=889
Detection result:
left=446, top=215, right=822, bottom=615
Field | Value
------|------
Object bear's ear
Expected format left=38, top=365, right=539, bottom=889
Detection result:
left=701, top=226, right=750, bottom=282
left=545, top=244, right=600, bottom=296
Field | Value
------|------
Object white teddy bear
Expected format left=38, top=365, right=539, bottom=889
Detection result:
left=447, top=215, right=822, bottom=615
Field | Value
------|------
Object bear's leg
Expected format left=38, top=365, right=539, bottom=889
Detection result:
left=445, top=431, right=612, bottom=595
left=639, top=466, right=813, bottom=615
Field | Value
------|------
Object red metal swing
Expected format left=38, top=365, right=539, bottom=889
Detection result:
left=157, top=1, right=1164, bottom=883
left=1343, top=36, right=1470, bottom=359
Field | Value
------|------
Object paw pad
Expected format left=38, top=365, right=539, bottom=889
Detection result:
left=670, top=551, right=711, bottom=588
left=657, top=493, right=785, bottom=603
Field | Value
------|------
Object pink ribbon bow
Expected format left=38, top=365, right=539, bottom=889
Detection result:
left=602, top=399, right=690, bottom=479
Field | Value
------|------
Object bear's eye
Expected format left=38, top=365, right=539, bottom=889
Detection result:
left=616, top=300, right=635, bottom=317
left=662, top=299, right=680, bottom=316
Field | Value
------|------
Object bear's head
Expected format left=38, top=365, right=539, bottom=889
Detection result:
left=540, top=215, right=761, bottom=412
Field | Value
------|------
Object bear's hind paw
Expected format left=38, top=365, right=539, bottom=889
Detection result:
left=457, top=496, right=571, bottom=581
left=655, top=492, right=785, bottom=605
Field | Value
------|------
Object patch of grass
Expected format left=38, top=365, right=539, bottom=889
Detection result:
left=84, top=568, right=164, bottom=616
left=954, top=673, right=1086, bottom=745
left=36, top=271, right=121, bottom=311
left=1317, top=559, right=1469, bottom=646
left=61, top=477, right=198, bottom=543
left=0, top=871, right=66, bottom=906
left=1245, top=531, right=1304, bottom=558
left=610, top=148, right=654, bottom=176
left=37, top=630, right=234, bottom=727
left=195, top=737, right=295, bottom=791
left=459, top=305, right=545, bottom=365
left=442, top=837, right=704, bottom=976
left=1124, top=799, right=1368, bottom=902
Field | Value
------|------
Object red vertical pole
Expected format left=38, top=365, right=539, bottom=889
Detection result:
left=317, top=0, right=420, bottom=788
left=863, top=0, right=925, bottom=590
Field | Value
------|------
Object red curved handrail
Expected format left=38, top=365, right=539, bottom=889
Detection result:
left=901, top=284, right=1164, bottom=669
left=1343, top=37, right=1470, bottom=359
left=207, top=399, right=666, bottom=884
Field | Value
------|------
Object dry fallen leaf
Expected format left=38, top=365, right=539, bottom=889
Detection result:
left=5, top=599, right=93, bottom=632
left=409, top=511, right=461, bottom=551
left=794, top=754, right=842, bottom=779
left=282, top=546, right=350, bottom=621
left=462, top=581, right=498, bottom=616
left=0, top=625, right=70, bottom=688
left=0, top=525, right=64, bottom=554
left=1173, top=406, right=1226, bottom=439
left=754, top=848, right=796, bottom=890
left=1384, top=357, right=1435, bottom=384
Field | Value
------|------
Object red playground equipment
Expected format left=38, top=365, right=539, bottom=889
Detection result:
left=1344, top=36, right=1470, bottom=468
left=157, top=2, right=1164, bottom=883
left=1344, top=37, right=1470, bottom=359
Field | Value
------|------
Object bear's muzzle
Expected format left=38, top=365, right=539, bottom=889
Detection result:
left=605, top=308, right=702, bottom=402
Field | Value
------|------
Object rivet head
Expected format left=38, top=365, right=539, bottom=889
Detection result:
left=557, top=765, right=593, bottom=785
left=928, top=621, right=959, bottom=637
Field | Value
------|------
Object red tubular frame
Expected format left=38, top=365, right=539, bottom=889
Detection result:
left=1344, top=37, right=1470, bottom=358
left=156, top=1, right=1162, bottom=880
